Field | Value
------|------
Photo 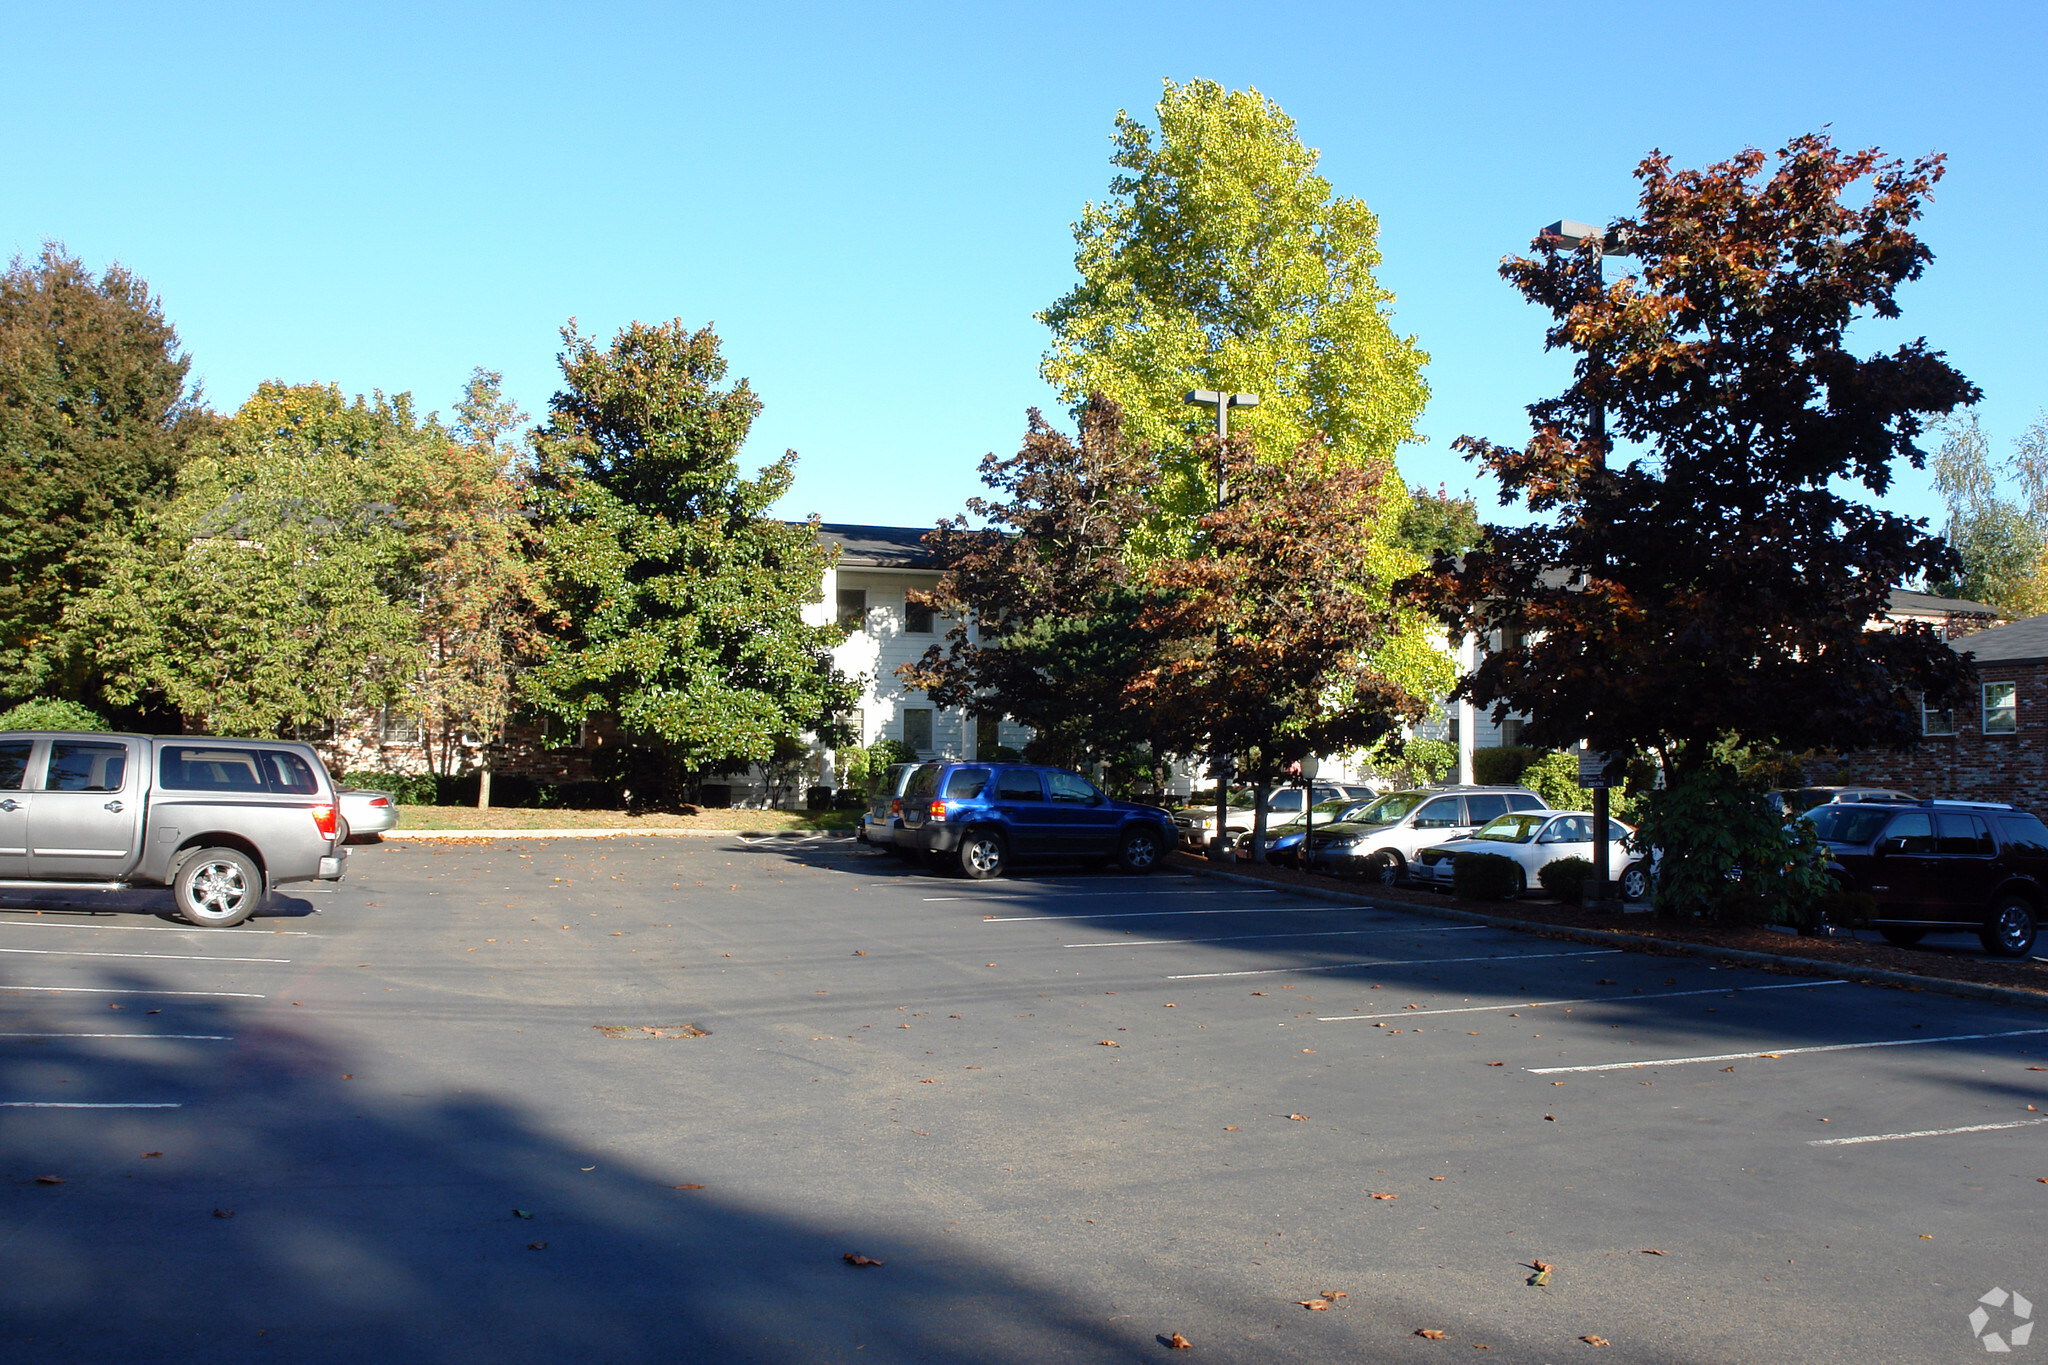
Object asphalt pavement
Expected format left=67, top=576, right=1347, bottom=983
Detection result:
left=1, top=834, right=2043, bottom=1363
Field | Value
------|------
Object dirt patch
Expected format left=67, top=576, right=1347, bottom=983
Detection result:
left=1169, top=851, right=2048, bottom=1000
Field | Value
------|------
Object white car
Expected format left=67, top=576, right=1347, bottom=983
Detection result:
left=338, top=786, right=399, bottom=839
left=1412, top=810, right=1644, bottom=898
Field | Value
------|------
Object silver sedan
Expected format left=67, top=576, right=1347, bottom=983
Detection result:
left=1413, top=810, right=1643, bottom=897
left=338, top=786, right=400, bottom=839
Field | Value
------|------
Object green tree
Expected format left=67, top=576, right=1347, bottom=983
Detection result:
left=1391, top=483, right=1486, bottom=560
left=1413, top=134, right=1978, bottom=789
left=1932, top=412, right=2048, bottom=615
left=1039, top=80, right=1430, bottom=538
left=76, top=382, right=429, bottom=736
left=0, top=698, right=109, bottom=731
left=0, top=245, right=215, bottom=704
left=523, top=320, right=856, bottom=806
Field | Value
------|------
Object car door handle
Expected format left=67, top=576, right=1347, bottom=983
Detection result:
left=0, top=798, right=18, bottom=812
left=103, top=800, right=124, bottom=813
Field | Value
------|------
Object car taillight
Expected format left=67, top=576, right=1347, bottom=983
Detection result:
left=890, top=798, right=902, bottom=816
left=930, top=799, right=947, bottom=822
left=369, top=796, right=391, bottom=808
left=311, top=804, right=337, bottom=840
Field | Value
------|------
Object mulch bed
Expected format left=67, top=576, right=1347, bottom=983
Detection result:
left=1169, top=850, right=2048, bottom=1000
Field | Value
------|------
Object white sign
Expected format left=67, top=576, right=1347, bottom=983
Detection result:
left=1577, top=745, right=1621, bottom=789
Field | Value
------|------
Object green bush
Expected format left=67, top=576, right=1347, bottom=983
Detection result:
left=1452, top=852, right=1523, bottom=900
left=1472, top=744, right=1538, bottom=786
left=865, top=739, right=919, bottom=789
left=0, top=698, right=109, bottom=732
left=1520, top=750, right=1582, bottom=810
left=338, top=770, right=441, bottom=805
left=1634, top=758, right=1830, bottom=925
left=1538, top=856, right=1595, bottom=903
left=1403, top=737, right=1456, bottom=785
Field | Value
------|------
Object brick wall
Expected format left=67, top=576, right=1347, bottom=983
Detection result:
left=1820, top=662, right=2047, bottom=805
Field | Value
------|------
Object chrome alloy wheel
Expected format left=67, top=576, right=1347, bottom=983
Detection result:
left=189, top=858, right=253, bottom=916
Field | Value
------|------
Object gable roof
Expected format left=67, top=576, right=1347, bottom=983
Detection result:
left=1889, top=588, right=1999, bottom=619
left=1950, top=613, right=2048, bottom=667
left=815, top=522, right=939, bottom=569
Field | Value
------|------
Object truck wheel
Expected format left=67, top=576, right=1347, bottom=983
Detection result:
left=1980, top=897, right=2038, bottom=958
left=1118, top=828, right=1162, bottom=874
left=1878, top=926, right=1925, bottom=948
left=959, top=830, right=1007, bottom=880
left=175, top=848, right=264, bottom=928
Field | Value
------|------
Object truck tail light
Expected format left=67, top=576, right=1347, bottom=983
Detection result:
left=311, top=804, right=338, bottom=840
left=929, top=800, right=947, bottom=822
left=890, top=798, right=902, bottom=817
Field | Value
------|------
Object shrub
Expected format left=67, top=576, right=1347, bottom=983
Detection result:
left=865, top=739, right=919, bottom=789
left=338, top=770, right=441, bottom=805
left=0, top=698, right=109, bottom=732
left=1452, top=852, right=1522, bottom=900
left=1403, top=737, right=1456, bottom=785
left=1519, top=750, right=1582, bottom=810
left=1538, top=856, right=1595, bottom=903
left=1633, top=759, right=1830, bottom=925
left=1472, top=744, right=1538, bottom=786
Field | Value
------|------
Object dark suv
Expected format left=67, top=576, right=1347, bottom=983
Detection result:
left=889, top=762, right=1178, bottom=879
left=1810, top=799, right=2044, bottom=957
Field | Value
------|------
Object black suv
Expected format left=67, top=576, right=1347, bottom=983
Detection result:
left=888, top=762, right=1178, bottom=880
left=1810, top=799, right=2045, bottom=957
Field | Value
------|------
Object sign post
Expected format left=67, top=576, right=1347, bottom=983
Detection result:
left=1577, top=743, right=1621, bottom=905
left=1300, top=755, right=1320, bottom=869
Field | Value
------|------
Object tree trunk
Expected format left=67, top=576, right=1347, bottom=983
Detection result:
left=477, top=756, right=493, bottom=810
left=1249, top=765, right=1273, bottom=863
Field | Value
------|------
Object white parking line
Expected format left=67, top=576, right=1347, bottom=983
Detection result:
left=1, top=1101, right=182, bottom=1109
left=0, top=919, right=316, bottom=937
left=1168, top=949, right=1621, bottom=980
left=984, top=906, right=1357, bottom=924
left=1809, top=1115, right=2048, bottom=1146
left=0, top=985, right=266, bottom=999
left=927, top=889, right=1272, bottom=902
left=0, top=1032, right=232, bottom=1040
left=1529, top=1027, right=2048, bottom=1074
left=1319, top=979, right=1849, bottom=1021
left=0, top=947, right=289, bottom=964
left=1066, top=926, right=1486, bottom=948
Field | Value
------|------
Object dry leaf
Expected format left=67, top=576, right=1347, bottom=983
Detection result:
left=1321, top=1291, right=1348, bottom=1300
left=212, top=1208, right=234, bottom=1218
left=527, top=1241, right=547, bottom=1250
left=1544, top=1115, right=1557, bottom=1122
left=844, top=1252, right=884, bottom=1266
left=1416, top=1328, right=1447, bottom=1339
left=1640, top=1249, right=1666, bottom=1255
left=1487, top=1061, right=1504, bottom=1067
left=1369, top=1192, right=1397, bottom=1200
left=2027, top=1066, right=2045, bottom=1071
left=1474, top=1345, right=1491, bottom=1350
left=340, top=1074, right=354, bottom=1080
left=1098, top=1040, right=1119, bottom=1047
left=1580, top=1336, right=1609, bottom=1347
left=1533, top=1259, right=1554, bottom=1271
left=34, top=1175, right=64, bottom=1185
left=1301, top=1049, right=1316, bottom=1054
left=1299, top=1299, right=1330, bottom=1310
left=1168, top=1332, right=1193, bottom=1349
left=141, top=1152, right=162, bottom=1159
left=1430, top=1176, right=1446, bottom=1181
left=1595, top=979, right=1617, bottom=985
left=1224, top=1126, right=1239, bottom=1130
left=1288, top=1113, right=1308, bottom=1121
left=1760, top=1053, right=1781, bottom=1059
left=674, top=1183, right=705, bottom=1190
left=851, top=950, right=866, bottom=956
left=920, top=1078, right=936, bottom=1083
left=513, top=1209, right=534, bottom=1219
left=1721, top=1066, right=1736, bottom=1073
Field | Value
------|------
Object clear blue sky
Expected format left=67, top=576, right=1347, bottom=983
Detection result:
left=8, top=2, right=2043, bottom=533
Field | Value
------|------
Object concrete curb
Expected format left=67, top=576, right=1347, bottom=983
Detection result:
left=1174, top=857, right=2048, bottom=1014
left=382, top=828, right=853, bottom=842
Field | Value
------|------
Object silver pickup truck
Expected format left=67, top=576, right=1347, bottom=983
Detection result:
left=0, top=731, right=347, bottom=927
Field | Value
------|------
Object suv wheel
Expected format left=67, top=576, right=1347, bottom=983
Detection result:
left=959, top=830, right=1007, bottom=880
left=1980, top=896, right=2038, bottom=958
left=175, top=848, right=263, bottom=928
left=1118, top=828, right=1162, bottom=874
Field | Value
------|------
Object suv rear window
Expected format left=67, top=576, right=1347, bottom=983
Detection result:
left=1465, top=794, right=1510, bottom=824
left=1808, top=805, right=1893, bottom=845
left=160, top=745, right=321, bottom=796
left=904, top=765, right=941, bottom=800
left=995, top=770, right=1044, bottom=801
left=1997, top=813, right=2048, bottom=855
left=944, top=767, right=992, bottom=799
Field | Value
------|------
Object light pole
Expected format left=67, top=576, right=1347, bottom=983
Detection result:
left=1540, top=220, right=1632, bottom=905
left=1185, top=388, right=1261, bottom=861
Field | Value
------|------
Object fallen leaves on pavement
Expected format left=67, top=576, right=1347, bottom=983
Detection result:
left=1581, top=1336, right=1609, bottom=1346
left=527, top=1241, right=547, bottom=1250
left=1416, top=1328, right=1446, bottom=1339
left=1369, top=1192, right=1397, bottom=1200
left=513, top=1209, right=533, bottom=1219
left=1299, top=1299, right=1330, bottom=1310
left=1098, top=1040, right=1119, bottom=1047
left=1168, top=1332, right=1192, bottom=1349
left=1640, top=1249, right=1666, bottom=1255
left=1287, top=1113, right=1308, bottom=1121
left=34, top=1175, right=64, bottom=1185
left=843, top=1252, right=884, bottom=1267
left=212, top=1208, right=234, bottom=1218
left=141, top=1152, right=162, bottom=1159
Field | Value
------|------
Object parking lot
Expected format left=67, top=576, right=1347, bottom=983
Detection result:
left=3, top=834, right=2044, bottom=1363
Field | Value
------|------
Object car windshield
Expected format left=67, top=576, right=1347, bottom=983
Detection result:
left=1350, top=792, right=1430, bottom=825
left=1310, top=798, right=1355, bottom=816
left=1472, top=813, right=1547, bottom=843
left=1807, top=804, right=1897, bottom=845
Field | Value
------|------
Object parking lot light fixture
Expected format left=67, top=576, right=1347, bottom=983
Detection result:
left=1184, top=389, right=1260, bottom=862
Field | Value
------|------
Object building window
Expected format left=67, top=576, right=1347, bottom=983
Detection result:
left=836, top=588, right=867, bottom=631
left=902, top=709, right=934, bottom=753
left=904, top=598, right=934, bottom=634
left=1923, top=700, right=1957, bottom=737
left=1499, top=718, right=1524, bottom=747
left=1984, top=682, right=2018, bottom=734
left=379, top=705, right=419, bottom=743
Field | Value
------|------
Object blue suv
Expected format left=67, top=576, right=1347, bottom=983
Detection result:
left=889, top=762, right=1177, bottom=879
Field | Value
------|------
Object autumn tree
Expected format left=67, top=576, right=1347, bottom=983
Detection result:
left=1408, top=134, right=1978, bottom=913
left=78, top=382, right=429, bottom=736
left=1039, top=79, right=1429, bottom=540
left=523, top=320, right=856, bottom=806
left=0, top=245, right=215, bottom=705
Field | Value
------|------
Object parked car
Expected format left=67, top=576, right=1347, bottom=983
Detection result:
left=1239, top=797, right=1381, bottom=866
left=891, top=761, right=1179, bottom=878
left=1175, top=783, right=1358, bottom=849
left=1302, top=786, right=1550, bottom=884
left=338, top=786, right=399, bottom=839
left=856, top=762, right=921, bottom=852
left=1767, top=785, right=1916, bottom=818
left=0, top=731, right=347, bottom=927
left=1809, top=798, right=2043, bottom=956
left=1412, top=811, right=1642, bottom=898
